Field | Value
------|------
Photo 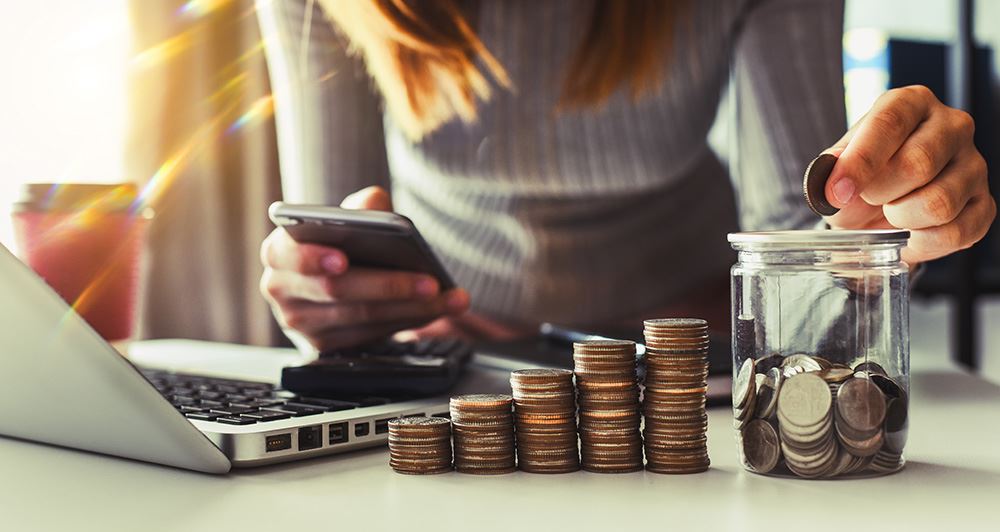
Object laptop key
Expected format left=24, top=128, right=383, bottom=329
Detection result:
left=270, top=404, right=324, bottom=417
left=179, top=405, right=206, bottom=413
left=195, top=390, right=223, bottom=400
left=355, top=396, right=391, bottom=407
left=185, top=412, right=219, bottom=421
left=215, top=416, right=257, bottom=425
left=293, top=397, right=360, bottom=411
left=241, top=410, right=292, bottom=422
left=209, top=406, right=257, bottom=416
left=198, top=400, right=225, bottom=409
left=171, top=395, right=197, bottom=406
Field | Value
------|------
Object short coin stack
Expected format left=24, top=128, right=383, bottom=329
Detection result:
left=776, top=373, right=838, bottom=478
left=834, top=378, right=886, bottom=458
left=450, top=394, right=516, bottom=475
left=574, top=340, right=643, bottom=473
left=510, top=369, right=579, bottom=473
left=641, top=318, right=711, bottom=474
left=387, top=416, right=453, bottom=475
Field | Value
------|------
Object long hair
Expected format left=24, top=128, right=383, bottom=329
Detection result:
left=320, top=0, right=686, bottom=140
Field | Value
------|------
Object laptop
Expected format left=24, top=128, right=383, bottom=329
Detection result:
left=0, top=243, right=453, bottom=473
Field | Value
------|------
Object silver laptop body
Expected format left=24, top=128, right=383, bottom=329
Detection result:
left=0, top=243, right=448, bottom=473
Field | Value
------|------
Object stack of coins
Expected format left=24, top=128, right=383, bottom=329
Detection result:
left=641, top=318, right=711, bottom=474
left=450, top=394, right=516, bottom=475
left=834, top=377, right=886, bottom=458
left=574, top=340, right=643, bottom=473
left=387, top=416, right=453, bottom=475
left=510, top=369, right=579, bottom=473
left=734, top=316, right=756, bottom=361
left=776, top=373, right=838, bottom=478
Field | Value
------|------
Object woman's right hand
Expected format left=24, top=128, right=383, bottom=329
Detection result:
left=259, top=186, right=470, bottom=351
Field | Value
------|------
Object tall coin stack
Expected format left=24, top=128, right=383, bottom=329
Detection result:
left=573, top=340, right=643, bottom=473
left=641, top=318, right=711, bottom=474
left=510, top=369, right=580, bottom=473
left=387, top=416, right=453, bottom=475
left=449, top=394, right=517, bottom=475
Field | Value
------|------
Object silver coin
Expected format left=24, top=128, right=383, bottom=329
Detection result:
left=836, top=378, right=887, bottom=433
left=777, top=373, right=832, bottom=428
left=733, top=358, right=756, bottom=409
left=781, top=354, right=823, bottom=374
left=741, top=419, right=781, bottom=473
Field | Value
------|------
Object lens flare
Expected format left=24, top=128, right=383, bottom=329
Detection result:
left=131, top=30, right=195, bottom=70
left=226, top=95, right=274, bottom=134
left=177, top=0, right=233, bottom=18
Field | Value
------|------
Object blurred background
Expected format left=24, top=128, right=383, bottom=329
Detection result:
left=0, top=1, right=997, bottom=379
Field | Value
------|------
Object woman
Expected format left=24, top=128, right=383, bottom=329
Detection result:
left=256, top=0, right=994, bottom=352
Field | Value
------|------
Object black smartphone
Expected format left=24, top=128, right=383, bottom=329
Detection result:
left=268, top=202, right=455, bottom=289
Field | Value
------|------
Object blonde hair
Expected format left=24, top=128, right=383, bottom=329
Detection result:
left=320, top=0, right=685, bottom=140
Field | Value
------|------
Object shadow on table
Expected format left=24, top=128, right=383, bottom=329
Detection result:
left=904, top=460, right=1000, bottom=488
left=228, top=445, right=388, bottom=481
left=911, top=370, right=1000, bottom=402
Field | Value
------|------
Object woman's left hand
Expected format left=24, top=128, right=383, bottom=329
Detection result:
left=821, top=85, right=995, bottom=264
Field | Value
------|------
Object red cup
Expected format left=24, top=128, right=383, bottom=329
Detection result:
left=11, top=183, right=150, bottom=342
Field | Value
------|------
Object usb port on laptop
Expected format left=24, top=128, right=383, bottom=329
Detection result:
left=265, top=433, right=292, bottom=453
left=375, top=418, right=392, bottom=435
left=328, top=422, right=348, bottom=445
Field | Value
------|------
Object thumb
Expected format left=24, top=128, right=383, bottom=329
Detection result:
left=341, top=185, right=392, bottom=211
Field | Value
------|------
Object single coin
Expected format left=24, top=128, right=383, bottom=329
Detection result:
left=741, top=419, right=781, bottom=473
left=803, top=153, right=839, bottom=216
left=777, top=373, right=832, bottom=428
left=853, top=361, right=888, bottom=376
left=450, top=394, right=513, bottom=410
left=643, top=318, right=708, bottom=329
left=733, top=358, right=756, bottom=409
left=573, top=339, right=636, bottom=351
left=817, top=367, right=855, bottom=384
left=836, top=378, right=887, bottom=433
left=389, top=416, right=451, bottom=429
left=781, top=354, right=823, bottom=374
left=753, top=354, right=784, bottom=374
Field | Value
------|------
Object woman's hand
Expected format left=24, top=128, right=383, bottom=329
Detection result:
left=822, top=85, right=995, bottom=264
left=259, top=186, right=470, bottom=351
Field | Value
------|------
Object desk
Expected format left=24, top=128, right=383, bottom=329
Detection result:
left=1, top=340, right=998, bottom=532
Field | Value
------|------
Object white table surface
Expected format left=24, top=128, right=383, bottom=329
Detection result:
left=1, top=339, right=998, bottom=532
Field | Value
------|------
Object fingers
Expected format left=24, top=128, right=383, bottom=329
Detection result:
left=260, top=228, right=347, bottom=275
left=903, top=194, right=997, bottom=263
left=341, top=185, right=392, bottom=211
left=276, top=288, right=470, bottom=333
left=309, top=322, right=426, bottom=352
left=883, top=148, right=986, bottom=230
left=827, top=86, right=936, bottom=207
left=263, top=267, right=441, bottom=304
left=859, top=113, right=964, bottom=206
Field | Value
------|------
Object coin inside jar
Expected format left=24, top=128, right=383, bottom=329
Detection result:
left=741, top=419, right=781, bottom=473
left=835, top=378, right=887, bottom=434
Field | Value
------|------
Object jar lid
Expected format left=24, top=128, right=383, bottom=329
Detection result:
left=728, top=229, right=910, bottom=245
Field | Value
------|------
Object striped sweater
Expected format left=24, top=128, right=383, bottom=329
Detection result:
left=256, top=0, right=846, bottom=327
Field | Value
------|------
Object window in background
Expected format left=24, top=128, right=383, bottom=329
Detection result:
left=0, top=1, right=131, bottom=250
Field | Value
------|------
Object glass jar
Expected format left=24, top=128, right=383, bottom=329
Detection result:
left=728, top=230, right=910, bottom=479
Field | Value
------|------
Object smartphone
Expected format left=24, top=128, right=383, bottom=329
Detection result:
left=268, top=202, right=455, bottom=289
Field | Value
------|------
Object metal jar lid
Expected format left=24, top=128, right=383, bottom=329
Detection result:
left=728, top=229, right=910, bottom=247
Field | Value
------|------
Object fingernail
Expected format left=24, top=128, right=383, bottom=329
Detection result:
left=416, top=277, right=438, bottom=297
left=445, top=290, right=468, bottom=311
left=321, top=254, right=345, bottom=273
left=832, top=178, right=856, bottom=205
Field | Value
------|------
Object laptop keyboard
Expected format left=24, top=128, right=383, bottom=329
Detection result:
left=141, top=369, right=393, bottom=425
